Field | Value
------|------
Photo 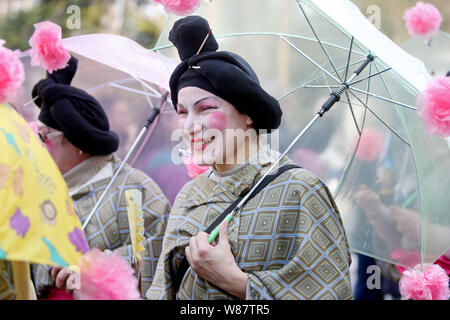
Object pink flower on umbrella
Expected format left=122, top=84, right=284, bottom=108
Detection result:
left=28, top=21, right=70, bottom=73
left=0, top=40, right=25, bottom=103
left=404, top=2, right=442, bottom=44
left=154, top=0, right=201, bottom=16
left=399, top=264, right=450, bottom=300
left=417, top=76, right=450, bottom=138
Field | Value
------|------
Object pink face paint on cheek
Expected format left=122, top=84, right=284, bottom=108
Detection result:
left=208, top=111, right=226, bottom=131
left=44, top=139, right=55, bottom=155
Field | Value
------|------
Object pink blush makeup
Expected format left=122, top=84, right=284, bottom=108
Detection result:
left=208, top=111, right=226, bottom=130
left=44, top=139, right=55, bottom=154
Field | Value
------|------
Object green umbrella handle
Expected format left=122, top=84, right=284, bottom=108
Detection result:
left=208, top=213, right=233, bottom=244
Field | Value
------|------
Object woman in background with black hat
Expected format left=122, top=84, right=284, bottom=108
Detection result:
left=147, top=16, right=352, bottom=300
left=31, top=57, right=171, bottom=298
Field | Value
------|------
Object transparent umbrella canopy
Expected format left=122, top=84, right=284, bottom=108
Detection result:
left=17, top=33, right=186, bottom=224
left=401, top=31, right=450, bottom=78
left=154, top=0, right=450, bottom=269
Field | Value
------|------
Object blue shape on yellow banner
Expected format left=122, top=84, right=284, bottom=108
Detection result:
left=1, top=128, right=21, bottom=156
left=42, top=237, right=69, bottom=267
left=0, top=246, right=6, bottom=259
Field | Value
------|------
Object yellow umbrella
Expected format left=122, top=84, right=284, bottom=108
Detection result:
left=0, top=103, right=87, bottom=299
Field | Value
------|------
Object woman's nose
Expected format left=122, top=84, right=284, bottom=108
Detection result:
left=184, top=114, right=202, bottom=138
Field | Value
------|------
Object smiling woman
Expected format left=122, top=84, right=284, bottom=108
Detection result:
left=147, top=16, right=353, bottom=300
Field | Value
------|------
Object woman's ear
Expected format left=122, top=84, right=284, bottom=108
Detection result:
left=246, top=116, right=253, bottom=127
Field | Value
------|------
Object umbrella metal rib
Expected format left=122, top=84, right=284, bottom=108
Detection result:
left=208, top=54, right=376, bottom=243
left=348, top=67, right=392, bottom=87
left=350, top=87, right=417, bottom=111
left=343, top=37, right=354, bottom=82
left=280, top=36, right=341, bottom=83
left=321, top=68, right=334, bottom=94
left=298, top=2, right=343, bottom=82
left=345, top=90, right=362, bottom=135
left=153, top=32, right=368, bottom=58
left=109, top=83, right=161, bottom=98
left=278, top=58, right=367, bottom=101
left=371, top=62, right=423, bottom=222
left=347, top=89, right=411, bottom=147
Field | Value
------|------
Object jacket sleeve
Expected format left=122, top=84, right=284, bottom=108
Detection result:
left=145, top=181, right=194, bottom=300
left=245, top=181, right=353, bottom=300
left=0, top=261, right=16, bottom=300
left=113, top=175, right=171, bottom=297
left=31, top=263, right=53, bottom=298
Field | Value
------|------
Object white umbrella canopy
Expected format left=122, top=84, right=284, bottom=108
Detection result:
left=154, top=0, right=450, bottom=269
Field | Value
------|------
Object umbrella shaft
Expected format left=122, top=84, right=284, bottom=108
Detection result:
left=318, top=57, right=370, bottom=117
left=82, top=94, right=168, bottom=230
left=82, top=126, right=148, bottom=230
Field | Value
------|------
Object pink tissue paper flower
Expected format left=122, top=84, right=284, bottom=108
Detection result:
left=404, top=2, right=442, bottom=43
left=28, top=21, right=70, bottom=73
left=154, top=0, right=201, bottom=16
left=74, top=249, right=141, bottom=300
left=399, top=264, right=449, bottom=300
left=0, top=40, right=25, bottom=103
left=417, top=76, right=450, bottom=138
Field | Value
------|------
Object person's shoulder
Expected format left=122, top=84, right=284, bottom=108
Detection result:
left=175, top=169, right=210, bottom=199
left=288, top=167, right=323, bottom=187
left=275, top=158, right=323, bottom=188
left=269, top=159, right=334, bottom=202
left=171, top=169, right=214, bottom=209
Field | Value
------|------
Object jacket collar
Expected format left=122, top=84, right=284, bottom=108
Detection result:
left=182, top=144, right=281, bottom=208
left=63, top=154, right=115, bottom=197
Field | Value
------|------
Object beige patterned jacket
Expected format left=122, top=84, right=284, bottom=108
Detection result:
left=0, top=261, right=15, bottom=300
left=147, top=146, right=353, bottom=300
left=33, top=154, right=171, bottom=297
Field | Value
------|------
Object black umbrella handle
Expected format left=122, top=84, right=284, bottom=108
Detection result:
left=318, top=54, right=374, bottom=117
left=145, top=107, right=160, bottom=129
left=144, top=92, right=168, bottom=128
left=355, top=55, right=375, bottom=76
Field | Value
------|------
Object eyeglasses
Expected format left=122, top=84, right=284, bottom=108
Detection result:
left=38, top=130, right=63, bottom=143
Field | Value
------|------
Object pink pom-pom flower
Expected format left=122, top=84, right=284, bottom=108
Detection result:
left=182, top=156, right=210, bottom=179
left=74, top=249, right=141, bottom=300
left=0, top=40, right=25, bottom=103
left=28, top=21, right=70, bottom=73
left=404, top=2, right=442, bottom=44
left=417, top=76, right=450, bottom=138
left=153, top=0, right=201, bottom=16
left=399, top=264, right=449, bottom=300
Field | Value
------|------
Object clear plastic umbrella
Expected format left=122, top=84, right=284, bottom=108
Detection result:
left=16, top=33, right=184, bottom=226
left=401, top=31, right=450, bottom=78
left=153, top=0, right=450, bottom=269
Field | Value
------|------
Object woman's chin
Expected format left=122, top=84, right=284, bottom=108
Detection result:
left=193, top=151, right=217, bottom=167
